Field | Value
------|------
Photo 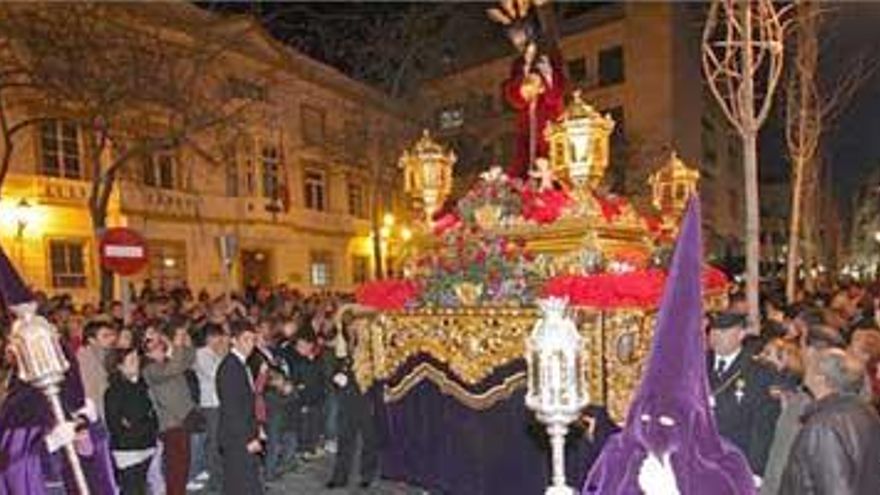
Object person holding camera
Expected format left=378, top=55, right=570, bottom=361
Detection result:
left=142, top=318, right=196, bottom=495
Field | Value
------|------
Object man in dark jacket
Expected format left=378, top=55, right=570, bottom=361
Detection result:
left=216, top=320, right=264, bottom=495
left=780, top=348, right=880, bottom=495
left=707, top=312, right=780, bottom=478
left=290, top=328, right=326, bottom=457
left=326, top=315, right=378, bottom=489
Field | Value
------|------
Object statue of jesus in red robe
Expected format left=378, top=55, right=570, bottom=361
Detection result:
left=502, top=38, right=566, bottom=180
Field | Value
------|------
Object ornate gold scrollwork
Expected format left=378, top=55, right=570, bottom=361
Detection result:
left=384, top=363, right=527, bottom=411
left=369, top=292, right=726, bottom=423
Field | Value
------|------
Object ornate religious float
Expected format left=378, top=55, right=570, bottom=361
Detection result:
left=354, top=90, right=727, bottom=494
left=360, top=90, right=725, bottom=420
left=354, top=5, right=726, bottom=488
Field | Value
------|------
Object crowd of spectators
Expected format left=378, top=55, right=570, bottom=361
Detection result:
left=716, top=279, right=880, bottom=495
left=4, top=274, right=880, bottom=494
left=1, top=279, right=355, bottom=494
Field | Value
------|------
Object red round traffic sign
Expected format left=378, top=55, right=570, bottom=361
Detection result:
left=99, top=227, right=148, bottom=276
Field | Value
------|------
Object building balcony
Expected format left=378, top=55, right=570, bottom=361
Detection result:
left=116, top=180, right=201, bottom=219
left=115, top=180, right=371, bottom=236
left=294, top=206, right=372, bottom=236
left=3, top=173, right=92, bottom=208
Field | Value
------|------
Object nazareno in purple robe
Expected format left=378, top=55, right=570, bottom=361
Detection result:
left=582, top=197, right=756, bottom=495
left=0, top=241, right=117, bottom=495
left=0, top=343, right=118, bottom=495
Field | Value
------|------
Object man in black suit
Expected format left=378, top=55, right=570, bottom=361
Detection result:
left=707, top=312, right=780, bottom=482
left=216, top=320, right=264, bottom=495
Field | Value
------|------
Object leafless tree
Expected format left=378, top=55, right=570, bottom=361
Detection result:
left=703, top=0, right=789, bottom=331
left=0, top=37, right=59, bottom=194
left=783, top=1, right=874, bottom=300
left=0, top=3, right=257, bottom=300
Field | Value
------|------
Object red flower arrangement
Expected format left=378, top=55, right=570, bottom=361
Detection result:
left=521, top=186, right=571, bottom=225
left=355, top=279, right=420, bottom=310
left=592, top=192, right=627, bottom=222
left=541, top=267, right=728, bottom=309
left=456, top=169, right=523, bottom=225
left=433, top=211, right=461, bottom=236
left=609, top=247, right=650, bottom=268
left=643, top=214, right=663, bottom=235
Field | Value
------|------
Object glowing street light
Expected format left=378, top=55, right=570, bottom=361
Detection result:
left=12, top=198, right=32, bottom=239
left=383, top=213, right=396, bottom=228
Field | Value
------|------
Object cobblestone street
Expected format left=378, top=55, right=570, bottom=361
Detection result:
left=192, top=454, right=428, bottom=495
left=267, top=457, right=425, bottom=495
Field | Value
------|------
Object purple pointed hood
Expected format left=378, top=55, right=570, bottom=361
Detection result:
left=0, top=243, right=32, bottom=307
left=583, top=197, right=756, bottom=495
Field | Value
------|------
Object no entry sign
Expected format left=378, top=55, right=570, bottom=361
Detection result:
left=99, top=227, right=148, bottom=276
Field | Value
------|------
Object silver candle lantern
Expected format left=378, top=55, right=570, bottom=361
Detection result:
left=526, top=297, right=590, bottom=495
left=8, top=302, right=91, bottom=494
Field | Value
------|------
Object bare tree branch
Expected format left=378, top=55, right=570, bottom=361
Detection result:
left=820, top=55, right=877, bottom=124
left=703, top=0, right=789, bottom=330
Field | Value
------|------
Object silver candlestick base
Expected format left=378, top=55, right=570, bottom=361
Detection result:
left=545, top=423, right=575, bottom=495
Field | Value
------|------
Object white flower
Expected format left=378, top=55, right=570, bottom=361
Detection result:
left=480, top=166, right=505, bottom=183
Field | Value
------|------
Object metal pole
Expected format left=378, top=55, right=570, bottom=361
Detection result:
left=45, top=385, right=90, bottom=495
left=545, top=423, right=573, bottom=495
left=222, top=260, right=232, bottom=307
left=120, top=276, right=131, bottom=325
left=529, top=101, right=538, bottom=173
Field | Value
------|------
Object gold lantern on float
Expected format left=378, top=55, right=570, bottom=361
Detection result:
left=649, top=150, right=700, bottom=217
left=546, top=91, right=615, bottom=191
left=398, top=129, right=456, bottom=221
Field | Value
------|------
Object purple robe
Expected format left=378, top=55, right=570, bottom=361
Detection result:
left=583, top=197, right=756, bottom=495
left=0, top=344, right=118, bottom=495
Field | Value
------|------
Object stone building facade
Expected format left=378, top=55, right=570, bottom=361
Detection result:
left=0, top=5, right=412, bottom=300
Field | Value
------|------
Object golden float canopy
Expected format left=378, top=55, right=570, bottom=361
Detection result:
left=398, top=129, right=456, bottom=221
left=546, top=90, right=615, bottom=190
left=403, top=94, right=648, bottom=276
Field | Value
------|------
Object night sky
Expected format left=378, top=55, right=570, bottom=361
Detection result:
left=761, top=2, right=880, bottom=218
left=200, top=1, right=880, bottom=218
